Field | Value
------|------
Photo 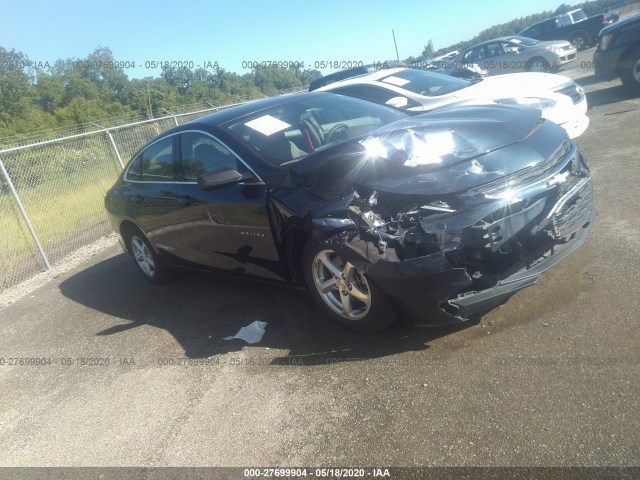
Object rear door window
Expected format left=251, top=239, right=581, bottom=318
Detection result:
left=140, top=137, right=176, bottom=182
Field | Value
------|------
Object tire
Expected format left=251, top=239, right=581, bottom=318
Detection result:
left=303, top=240, right=397, bottom=332
left=526, top=57, right=550, bottom=73
left=570, top=32, right=587, bottom=51
left=126, top=227, right=170, bottom=283
left=620, top=50, right=640, bottom=93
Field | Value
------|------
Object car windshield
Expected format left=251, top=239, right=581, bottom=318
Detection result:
left=378, top=69, right=470, bottom=97
left=508, top=36, right=539, bottom=46
left=223, top=94, right=406, bottom=167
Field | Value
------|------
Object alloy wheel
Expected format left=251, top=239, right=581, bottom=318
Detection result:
left=571, top=36, right=585, bottom=50
left=131, top=236, right=156, bottom=278
left=529, top=60, right=547, bottom=72
left=311, top=249, right=371, bottom=320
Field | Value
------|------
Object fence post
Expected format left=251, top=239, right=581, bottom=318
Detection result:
left=105, top=129, right=125, bottom=169
left=172, top=115, right=179, bottom=127
left=0, top=157, right=52, bottom=270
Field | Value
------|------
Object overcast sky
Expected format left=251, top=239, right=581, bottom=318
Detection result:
left=1, top=0, right=565, bottom=78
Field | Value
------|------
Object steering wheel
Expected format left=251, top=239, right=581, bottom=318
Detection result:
left=300, top=112, right=325, bottom=149
left=324, top=123, right=349, bottom=144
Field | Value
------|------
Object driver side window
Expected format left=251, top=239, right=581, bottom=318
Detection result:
left=485, top=43, right=505, bottom=57
left=463, top=49, right=478, bottom=62
left=179, top=132, right=241, bottom=181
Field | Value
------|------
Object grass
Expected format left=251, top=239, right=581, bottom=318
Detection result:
left=0, top=171, right=119, bottom=290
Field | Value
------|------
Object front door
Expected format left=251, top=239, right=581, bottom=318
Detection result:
left=172, top=131, right=285, bottom=281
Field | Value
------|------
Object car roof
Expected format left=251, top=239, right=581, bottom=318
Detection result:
left=308, top=62, right=408, bottom=91
left=317, top=67, right=409, bottom=90
left=521, top=17, right=554, bottom=30
left=187, top=91, right=317, bottom=126
left=308, top=66, right=375, bottom=90
left=464, top=36, right=534, bottom=50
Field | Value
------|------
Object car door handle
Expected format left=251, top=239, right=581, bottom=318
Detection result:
left=130, top=195, right=143, bottom=206
left=180, top=195, right=194, bottom=206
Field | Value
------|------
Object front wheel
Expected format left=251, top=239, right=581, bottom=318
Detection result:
left=620, top=50, right=640, bottom=93
left=303, top=241, right=396, bottom=332
left=526, top=57, right=550, bottom=73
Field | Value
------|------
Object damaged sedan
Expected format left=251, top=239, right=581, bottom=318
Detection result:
left=105, top=92, right=594, bottom=332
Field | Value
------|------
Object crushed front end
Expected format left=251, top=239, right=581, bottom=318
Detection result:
left=305, top=109, right=595, bottom=325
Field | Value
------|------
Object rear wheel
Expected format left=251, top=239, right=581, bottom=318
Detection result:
left=126, top=228, right=170, bottom=283
left=303, top=241, right=396, bottom=332
left=620, top=50, right=640, bottom=93
left=570, top=32, right=587, bottom=51
left=526, top=57, right=549, bottom=73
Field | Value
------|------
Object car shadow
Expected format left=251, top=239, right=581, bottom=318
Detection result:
left=585, top=83, right=638, bottom=110
left=59, top=254, right=479, bottom=365
left=574, top=74, right=602, bottom=88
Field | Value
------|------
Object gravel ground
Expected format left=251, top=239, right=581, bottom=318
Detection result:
left=0, top=234, right=117, bottom=308
left=0, top=48, right=639, bottom=476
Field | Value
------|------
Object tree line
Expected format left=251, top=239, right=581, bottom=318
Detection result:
left=0, top=46, right=322, bottom=141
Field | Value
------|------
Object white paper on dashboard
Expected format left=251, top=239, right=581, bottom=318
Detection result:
left=245, top=115, right=291, bottom=136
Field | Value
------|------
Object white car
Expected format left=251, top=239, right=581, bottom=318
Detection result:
left=318, top=67, right=589, bottom=139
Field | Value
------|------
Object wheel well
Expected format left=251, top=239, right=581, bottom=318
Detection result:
left=527, top=56, right=549, bottom=69
left=617, top=44, right=640, bottom=75
left=570, top=30, right=587, bottom=39
left=290, top=226, right=313, bottom=289
left=119, top=221, right=139, bottom=254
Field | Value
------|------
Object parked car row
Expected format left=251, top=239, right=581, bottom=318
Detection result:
left=519, top=8, right=611, bottom=51
left=317, top=67, right=588, bottom=139
left=449, top=36, right=578, bottom=75
left=593, top=11, right=640, bottom=92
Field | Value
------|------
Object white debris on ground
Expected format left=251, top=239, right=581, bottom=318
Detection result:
left=0, top=233, right=118, bottom=309
left=224, top=321, right=268, bottom=344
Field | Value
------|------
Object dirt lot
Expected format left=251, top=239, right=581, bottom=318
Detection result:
left=0, top=48, right=639, bottom=476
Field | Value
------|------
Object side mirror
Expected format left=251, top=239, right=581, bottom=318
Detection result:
left=198, top=168, right=248, bottom=190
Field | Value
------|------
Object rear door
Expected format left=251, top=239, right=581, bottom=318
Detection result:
left=124, top=135, right=184, bottom=250
left=173, top=131, right=286, bottom=281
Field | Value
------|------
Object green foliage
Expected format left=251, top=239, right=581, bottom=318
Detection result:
left=0, top=46, right=322, bottom=140
left=0, top=47, right=33, bottom=124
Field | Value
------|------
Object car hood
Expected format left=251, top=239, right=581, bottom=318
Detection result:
left=289, top=105, right=550, bottom=197
left=459, top=72, right=571, bottom=97
left=531, top=40, right=574, bottom=50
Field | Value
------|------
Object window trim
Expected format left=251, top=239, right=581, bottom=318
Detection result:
left=124, top=130, right=262, bottom=184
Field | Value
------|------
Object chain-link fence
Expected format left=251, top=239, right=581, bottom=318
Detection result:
left=0, top=89, right=305, bottom=292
